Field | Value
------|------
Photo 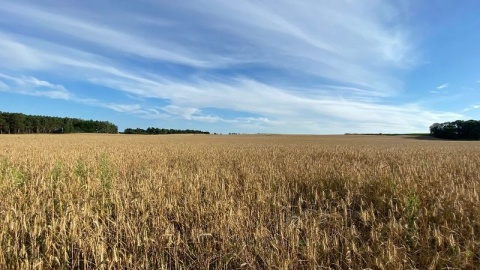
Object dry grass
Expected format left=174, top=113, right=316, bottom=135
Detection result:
left=0, top=134, right=479, bottom=269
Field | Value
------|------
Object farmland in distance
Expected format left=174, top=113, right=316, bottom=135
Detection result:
left=0, top=134, right=479, bottom=269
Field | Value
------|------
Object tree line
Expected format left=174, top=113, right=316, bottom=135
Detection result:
left=0, top=111, right=118, bottom=134
left=123, top=127, right=210, bottom=135
left=430, top=120, right=480, bottom=140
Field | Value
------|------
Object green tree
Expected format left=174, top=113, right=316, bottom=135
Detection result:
left=0, top=111, right=118, bottom=134
left=0, top=114, right=9, bottom=134
left=8, top=113, right=26, bottom=134
left=430, top=120, right=480, bottom=140
left=64, top=119, right=75, bottom=133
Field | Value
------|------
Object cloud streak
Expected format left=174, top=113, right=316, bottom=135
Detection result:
left=0, top=72, right=148, bottom=116
left=84, top=68, right=462, bottom=130
left=0, top=72, right=73, bottom=100
left=463, top=105, right=480, bottom=112
left=437, top=83, right=449, bottom=89
left=0, top=2, right=237, bottom=69
left=0, top=1, right=414, bottom=94
left=0, top=0, right=465, bottom=133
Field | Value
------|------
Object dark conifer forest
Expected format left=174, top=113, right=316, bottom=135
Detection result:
left=0, top=111, right=118, bottom=134
left=0, top=111, right=211, bottom=135
left=123, top=127, right=210, bottom=135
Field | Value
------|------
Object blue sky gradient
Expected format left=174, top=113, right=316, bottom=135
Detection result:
left=1, top=0, right=479, bottom=134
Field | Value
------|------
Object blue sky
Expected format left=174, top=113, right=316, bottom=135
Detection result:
left=1, top=0, right=479, bottom=134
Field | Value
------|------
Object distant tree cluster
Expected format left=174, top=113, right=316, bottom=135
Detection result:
left=123, top=127, right=210, bottom=135
left=0, top=111, right=118, bottom=134
left=430, top=120, right=480, bottom=140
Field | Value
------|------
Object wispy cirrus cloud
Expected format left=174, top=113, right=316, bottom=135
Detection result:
left=0, top=72, right=73, bottom=100
left=175, top=0, right=414, bottom=95
left=0, top=0, right=414, bottom=94
left=83, top=73, right=463, bottom=133
left=0, top=2, right=238, bottom=69
left=0, top=80, right=9, bottom=91
left=1, top=66, right=462, bottom=133
left=0, top=30, right=460, bottom=133
left=463, top=105, right=480, bottom=112
left=0, top=72, right=147, bottom=115
left=436, top=83, right=449, bottom=89
left=0, top=0, right=465, bottom=133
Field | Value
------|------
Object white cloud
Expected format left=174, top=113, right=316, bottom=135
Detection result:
left=0, top=69, right=463, bottom=133
left=463, top=105, right=480, bottom=112
left=0, top=37, right=45, bottom=69
left=0, top=73, right=73, bottom=100
left=82, top=73, right=462, bottom=133
left=176, top=0, right=413, bottom=95
left=0, top=2, right=236, bottom=68
left=0, top=72, right=149, bottom=118
left=0, top=0, right=415, bottom=95
left=436, top=83, right=449, bottom=89
left=159, top=105, right=228, bottom=123
left=0, top=1, right=464, bottom=133
left=0, top=80, right=8, bottom=90
left=101, top=103, right=143, bottom=113
left=161, top=105, right=199, bottom=119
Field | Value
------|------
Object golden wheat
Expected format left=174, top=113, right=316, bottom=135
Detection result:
left=0, top=134, right=479, bottom=269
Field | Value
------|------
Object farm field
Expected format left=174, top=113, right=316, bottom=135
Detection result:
left=0, top=134, right=479, bottom=269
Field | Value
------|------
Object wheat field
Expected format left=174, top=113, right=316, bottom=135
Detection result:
left=0, top=134, right=479, bottom=269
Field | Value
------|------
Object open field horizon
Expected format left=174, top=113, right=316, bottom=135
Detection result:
left=1, top=134, right=479, bottom=269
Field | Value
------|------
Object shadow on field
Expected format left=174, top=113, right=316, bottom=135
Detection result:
left=402, top=135, right=442, bottom=141
left=402, top=135, right=478, bottom=142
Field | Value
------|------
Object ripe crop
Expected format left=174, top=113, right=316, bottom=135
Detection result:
left=0, top=134, right=479, bottom=269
